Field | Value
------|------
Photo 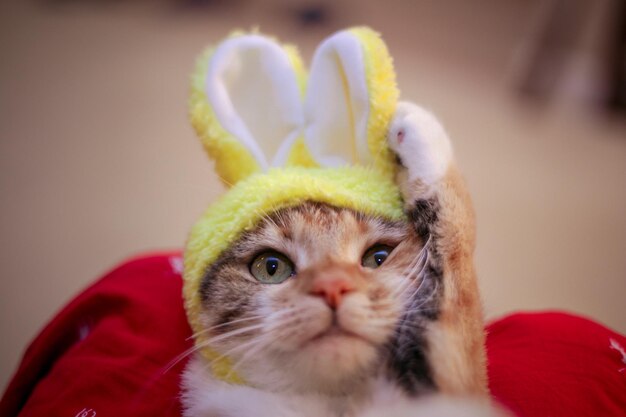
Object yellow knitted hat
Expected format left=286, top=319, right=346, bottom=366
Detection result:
left=183, top=27, right=403, bottom=383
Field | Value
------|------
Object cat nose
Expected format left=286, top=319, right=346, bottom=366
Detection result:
left=310, top=276, right=355, bottom=309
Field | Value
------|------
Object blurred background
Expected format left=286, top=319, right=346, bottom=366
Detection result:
left=1, top=0, right=625, bottom=392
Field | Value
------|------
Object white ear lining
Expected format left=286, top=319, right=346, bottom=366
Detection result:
left=205, top=35, right=303, bottom=171
left=303, top=31, right=370, bottom=167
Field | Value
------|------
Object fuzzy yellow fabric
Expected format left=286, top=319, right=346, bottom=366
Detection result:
left=189, top=32, right=313, bottom=186
left=350, top=27, right=399, bottom=176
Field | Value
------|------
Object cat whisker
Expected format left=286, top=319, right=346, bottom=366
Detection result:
left=262, top=314, right=310, bottom=338
left=188, top=308, right=299, bottom=343
left=398, top=241, right=429, bottom=277
left=403, top=280, right=440, bottom=317
left=169, top=326, right=266, bottom=372
left=227, top=337, right=277, bottom=377
left=221, top=326, right=306, bottom=376
left=202, top=322, right=267, bottom=346
left=392, top=255, right=430, bottom=303
left=403, top=250, right=431, bottom=286
left=402, top=304, right=440, bottom=316
left=382, top=273, right=439, bottom=343
left=197, top=312, right=306, bottom=376
left=186, top=314, right=266, bottom=341
left=392, top=272, right=423, bottom=302
left=166, top=318, right=272, bottom=373
left=396, top=308, right=440, bottom=327
left=405, top=244, right=430, bottom=278
left=402, top=275, right=429, bottom=306
left=253, top=208, right=281, bottom=231
left=390, top=270, right=419, bottom=299
left=203, top=307, right=302, bottom=344
left=192, top=328, right=275, bottom=380
left=207, top=336, right=268, bottom=370
left=162, top=336, right=219, bottom=375
left=224, top=317, right=317, bottom=382
left=389, top=241, right=431, bottom=301
left=258, top=204, right=291, bottom=231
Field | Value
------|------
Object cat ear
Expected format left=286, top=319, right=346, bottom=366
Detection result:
left=303, top=27, right=399, bottom=169
left=190, top=32, right=307, bottom=186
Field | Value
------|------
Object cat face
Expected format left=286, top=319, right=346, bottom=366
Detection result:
left=197, top=202, right=425, bottom=393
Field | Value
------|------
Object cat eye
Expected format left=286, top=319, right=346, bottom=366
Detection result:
left=249, top=251, right=295, bottom=284
left=362, top=244, right=394, bottom=269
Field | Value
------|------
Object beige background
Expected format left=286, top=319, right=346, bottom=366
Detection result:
left=1, top=0, right=625, bottom=393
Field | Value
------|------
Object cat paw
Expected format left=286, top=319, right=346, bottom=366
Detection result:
left=387, top=102, right=453, bottom=186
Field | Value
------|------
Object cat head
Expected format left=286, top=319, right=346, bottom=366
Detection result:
left=183, top=27, right=407, bottom=386
left=194, top=202, right=425, bottom=393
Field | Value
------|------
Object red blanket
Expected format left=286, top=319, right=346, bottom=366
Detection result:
left=2, top=254, right=625, bottom=416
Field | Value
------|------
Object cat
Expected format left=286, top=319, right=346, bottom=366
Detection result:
left=181, top=102, right=499, bottom=417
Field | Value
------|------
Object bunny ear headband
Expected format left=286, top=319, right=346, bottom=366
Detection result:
left=184, top=27, right=405, bottom=383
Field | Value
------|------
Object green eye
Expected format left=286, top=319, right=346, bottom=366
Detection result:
left=362, top=245, right=394, bottom=269
left=250, top=251, right=295, bottom=284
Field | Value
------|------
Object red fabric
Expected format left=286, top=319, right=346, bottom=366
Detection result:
left=0, top=253, right=192, bottom=417
left=1, top=254, right=625, bottom=416
left=488, top=311, right=626, bottom=416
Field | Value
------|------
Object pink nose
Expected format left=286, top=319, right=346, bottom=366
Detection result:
left=310, top=276, right=355, bottom=309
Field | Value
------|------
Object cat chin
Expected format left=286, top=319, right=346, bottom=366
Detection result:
left=245, top=335, right=379, bottom=394
left=297, top=333, right=377, bottom=378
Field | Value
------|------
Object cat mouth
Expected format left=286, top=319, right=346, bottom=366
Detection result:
left=306, top=324, right=370, bottom=346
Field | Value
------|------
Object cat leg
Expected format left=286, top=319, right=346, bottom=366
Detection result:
left=386, top=102, right=488, bottom=396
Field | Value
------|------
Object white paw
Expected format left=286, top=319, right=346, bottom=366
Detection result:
left=388, top=102, right=453, bottom=185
